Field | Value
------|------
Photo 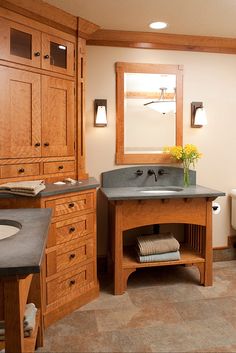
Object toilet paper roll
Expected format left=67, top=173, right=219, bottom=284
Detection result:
left=212, top=202, right=221, bottom=215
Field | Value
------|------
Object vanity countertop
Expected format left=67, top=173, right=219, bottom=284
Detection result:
left=0, top=177, right=99, bottom=199
left=0, top=208, right=52, bottom=276
left=101, top=184, right=225, bottom=201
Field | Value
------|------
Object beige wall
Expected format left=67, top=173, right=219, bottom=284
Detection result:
left=85, top=45, right=236, bottom=255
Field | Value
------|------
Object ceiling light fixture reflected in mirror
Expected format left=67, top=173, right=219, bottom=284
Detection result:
left=144, top=87, right=176, bottom=115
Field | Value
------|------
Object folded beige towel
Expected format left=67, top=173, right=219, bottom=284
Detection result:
left=0, top=303, right=37, bottom=340
left=138, top=250, right=181, bottom=263
left=0, top=180, right=45, bottom=197
left=137, top=232, right=180, bottom=256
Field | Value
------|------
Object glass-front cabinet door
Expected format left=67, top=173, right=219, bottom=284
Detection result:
left=42, top=33, right=75, bottom=76
left=0, top=18, right=41, bottom=68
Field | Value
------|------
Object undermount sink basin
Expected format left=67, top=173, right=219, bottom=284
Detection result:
left=139, top=186, right=183, bottom=194
left=0, top=220, right=22, bottom=240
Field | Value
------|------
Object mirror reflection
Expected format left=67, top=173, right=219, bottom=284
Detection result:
left=124, top=73, right=176, bottom=154
left=115, top=62, right=183, bottom=164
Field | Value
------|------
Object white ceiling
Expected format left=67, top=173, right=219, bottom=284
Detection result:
left=44, top=0, right=236, bottom=38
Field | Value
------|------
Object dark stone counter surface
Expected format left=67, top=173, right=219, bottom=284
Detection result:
left=0, top=208, right=52, bottom=276
left=101, top=166, right=225, bottom=200
left=41, top=177, right=99, bottom=197
left=101, top=185, right=225, bottom=201
left=0, top=177, right=99, bottom=199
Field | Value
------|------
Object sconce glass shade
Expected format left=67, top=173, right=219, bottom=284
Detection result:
left=94, top=99, right=107, bottom=126
left=194, top=107, right=207, bottom=126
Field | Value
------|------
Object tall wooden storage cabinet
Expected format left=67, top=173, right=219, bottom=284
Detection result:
left=0, top=0, right=99, bottom=329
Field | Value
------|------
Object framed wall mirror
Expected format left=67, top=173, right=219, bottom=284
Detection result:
left=116, top=62, right=183, bottom=164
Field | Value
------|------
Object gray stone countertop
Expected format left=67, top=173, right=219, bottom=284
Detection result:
left=0, top=177, right=99, bottom=199
left=101, top=185, right=225, bottom=201
left=41, top=177, right=99, bottom=197
left=0, top=208, right=52, bottom=277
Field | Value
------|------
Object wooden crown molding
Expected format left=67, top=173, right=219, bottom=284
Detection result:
left=78, top=17, right=100, bottom=39
left=87, top=29, right=236, bottom=55
left=0, top=0, right=77, bottom=35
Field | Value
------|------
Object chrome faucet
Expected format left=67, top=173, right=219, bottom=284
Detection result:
left=148, top=169, right=158, bottom=182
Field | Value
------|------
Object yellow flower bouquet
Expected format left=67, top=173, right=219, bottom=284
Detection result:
left=164, top=144, right=202, bottom=186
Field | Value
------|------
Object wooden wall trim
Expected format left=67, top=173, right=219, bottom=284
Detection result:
left=88, top=29, right=236, bottom=55
left=0, top=0, right=77, bottom=35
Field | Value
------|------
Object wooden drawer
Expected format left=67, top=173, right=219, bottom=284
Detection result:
left=47, top=213, right=94, bottom=247
left=46, top=262, right=94, bottom=304
left=45, top=192, right=94, bottom=218
left=1, top=163, right=40, bottom=178
left=46, top=237, right=94, bottom=276
left=43, top=161, right=75, bottom=175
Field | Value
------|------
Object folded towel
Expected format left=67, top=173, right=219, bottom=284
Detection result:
left=137, top=232, right=180, bottom=256
left=138, top=250, right=180, bottom=263
left=0, top=303, right=37, bottom=339
left=0, top=180, right=45, bottom=197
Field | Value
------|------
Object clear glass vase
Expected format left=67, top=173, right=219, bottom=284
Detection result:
left=183, top=166, right=190, bottom=187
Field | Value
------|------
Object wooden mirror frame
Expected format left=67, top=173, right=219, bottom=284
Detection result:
left=115, top=62, right=183, bottom=164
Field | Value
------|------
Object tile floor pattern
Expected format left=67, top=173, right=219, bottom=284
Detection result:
left=38, top=261, right=236, bottom=352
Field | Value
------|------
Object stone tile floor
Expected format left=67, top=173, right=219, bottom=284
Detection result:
left=38, top=260, right=236, bottom=352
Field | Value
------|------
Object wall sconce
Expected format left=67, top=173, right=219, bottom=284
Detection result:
left=94, top=99, right=107, bottom=127
left=191, top=102, right=207, bottom=128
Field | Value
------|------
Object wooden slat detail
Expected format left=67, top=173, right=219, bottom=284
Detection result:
left=126, top=91, right=175, bottom=99
left=88, top=29, right=236, bottom=55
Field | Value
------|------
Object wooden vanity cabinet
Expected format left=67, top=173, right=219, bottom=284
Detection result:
left=0, top=188, right=99, bottom=328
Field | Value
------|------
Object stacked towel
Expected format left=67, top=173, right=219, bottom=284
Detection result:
left=0, top=303, right=37, bottom=340
left=0, top=180, right=45, bottom=197
left=136, top=232, right=180, bottom=263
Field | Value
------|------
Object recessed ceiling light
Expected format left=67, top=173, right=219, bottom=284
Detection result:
left=149, top=21, right=168, bottom=30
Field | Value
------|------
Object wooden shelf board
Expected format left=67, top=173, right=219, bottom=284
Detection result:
left=123, top=244, right=205, bottom=269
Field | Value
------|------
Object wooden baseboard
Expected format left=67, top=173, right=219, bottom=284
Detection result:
left=213, top=235, right=236, bottom=262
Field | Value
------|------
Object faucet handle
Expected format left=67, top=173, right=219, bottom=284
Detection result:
left=135, top=169, right=143, bottom=176
left=158, top=169, right=169, bottom=176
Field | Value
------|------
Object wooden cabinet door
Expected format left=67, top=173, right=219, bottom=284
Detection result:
left=42, top=33, right=75, bottom=76
left=42, top=76, right=75, bottom=157
left=0, top=18, right=41, bottom=68
left=0, top=67, right=41, bottom=158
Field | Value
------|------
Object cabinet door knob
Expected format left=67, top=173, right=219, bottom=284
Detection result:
left=69, top=226, right=75, bottom=233
left=68, top=202, right=75, bottom=208
left=58, top=165, right=64, bottom=170
left=69, top=279, right=76, bottom=286
left=34, top=52, right=40, bottom=57
left=18, top=168, right=25, bottom=173
left=69, top=253, right=76, bottom=260
left=34, top=142, right=40, bottom=147
left=44, top=54, right=50, bottom=59
left=44, top=142, right=49, bottom=147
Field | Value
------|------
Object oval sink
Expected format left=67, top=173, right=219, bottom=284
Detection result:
left=139, top=186, right=183, bottom=194
left=0, top=220, right=22, bottom=240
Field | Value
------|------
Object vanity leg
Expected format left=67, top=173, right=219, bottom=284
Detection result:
left=195, top=263, right=205, bottom=285
left=204, top=199, right=213, bottom=286
left=4, top=277, right=27, bottom=353
left=114, top=202, right=124, bottom=295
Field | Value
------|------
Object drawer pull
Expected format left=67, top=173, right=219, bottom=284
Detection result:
left=69, top=226, right=75, bottom=233
left=68, top=202, right=75, bottom=208
left=69, top=253, right=76, bottom=260
left=34, top=51, right=40, bottom=57
left=69, top=279, right=76, bottom=286
left=44, top=54, right=50, bottom=59
left=58, top=165, right=64, bottom=170
left=34, top=142, right=40, bottom=147
left=44, top=142, right=49, bottom=147
left=18, top=168, right=25, bottom=173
